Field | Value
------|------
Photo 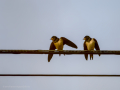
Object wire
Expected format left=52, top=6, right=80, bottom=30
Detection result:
left=0, top=50, right=119, bottom=77
left=0, top=50, right=120, bottom=54
left=0, top=74, right=120, bottom=77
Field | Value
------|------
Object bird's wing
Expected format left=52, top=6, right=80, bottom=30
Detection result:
left=48, top=42, right=56, bottom=62
left=93, top=38, right=100, bottom=56
left=83, top=41, right=88, bottom=60
left=61, top=37, right=78, bottom=49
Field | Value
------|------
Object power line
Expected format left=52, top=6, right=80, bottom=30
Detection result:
left=0, top=50, right=119, bottom=77
left=0, top=74, right=120, bottom=77
left=0, top=50, right=120, bottom=54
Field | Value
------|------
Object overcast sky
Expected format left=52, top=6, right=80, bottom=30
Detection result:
left=0, top=0, right=120, bottom=90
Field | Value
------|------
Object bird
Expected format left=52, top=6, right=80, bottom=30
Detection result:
left=48, top=36, right=78, bottom=62
left=83, top=35, right=100, bottom=60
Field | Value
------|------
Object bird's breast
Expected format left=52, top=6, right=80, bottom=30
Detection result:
left=54, top=39, right=63, bottom=50
left=86, top=39, right=95, bottom=50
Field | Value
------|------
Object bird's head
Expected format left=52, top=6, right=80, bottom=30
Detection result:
left=83, top=35, right=91, bottom=41
left=50, top=36, right=59, bottom=42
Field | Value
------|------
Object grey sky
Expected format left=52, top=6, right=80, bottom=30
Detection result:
left=0, top=0, right=120, bottom=90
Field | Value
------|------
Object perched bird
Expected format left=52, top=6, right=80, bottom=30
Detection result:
left=48, top=36, right=78, bottom=62
left=83, top=35, right=100, bottom=60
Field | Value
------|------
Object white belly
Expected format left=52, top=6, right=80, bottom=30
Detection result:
left=54, top=39, right=63, bottom=50
left=86, top=39, right=95, bottom=50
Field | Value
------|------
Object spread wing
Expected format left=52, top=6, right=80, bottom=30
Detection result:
left=83, top=41, right=88, bottom=60
left=48, top=42, right=56, bottom=62
left=61, top=37, right=78, bottom=49
left=94, top=38, right=100, bottom=56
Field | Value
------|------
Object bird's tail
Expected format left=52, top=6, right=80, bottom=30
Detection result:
left=98, top=54, right=101, bottom=56
left=90, top=54, right=93, bottom=60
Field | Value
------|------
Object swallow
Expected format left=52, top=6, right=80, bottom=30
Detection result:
left=83, top=35, right=100, bottom=60
left=48, top=36, right=78, bottom=62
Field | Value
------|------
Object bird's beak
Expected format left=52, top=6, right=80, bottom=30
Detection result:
left=50, top=38, right=53, bottom=40
left=83, top=38, right=85, bottom=40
